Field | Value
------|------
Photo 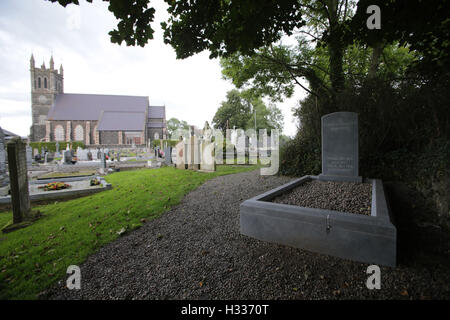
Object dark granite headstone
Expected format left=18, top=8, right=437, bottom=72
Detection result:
left=63, top=150, right=72, bottom=164
left=164, top=147, right=172, bottom=165
left=318, top=112, right=362, bottom=182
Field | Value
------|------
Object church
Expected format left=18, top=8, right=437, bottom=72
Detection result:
left=29, top=55, right=167, bottom=146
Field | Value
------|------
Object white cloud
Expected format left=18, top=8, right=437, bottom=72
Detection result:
left=0, top=0, right=302, bottom=138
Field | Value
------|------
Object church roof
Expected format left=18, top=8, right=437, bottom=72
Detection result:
left=97, top=111, right=146, bottom=131
left=47, top=93, right=149, bottom=121
left=148, top=105, right=165, bottom=119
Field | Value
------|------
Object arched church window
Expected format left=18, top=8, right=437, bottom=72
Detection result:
left=55, top=125, right=65, bottom=141
left=74, top=125, right=84, bottom=141
left=38, top=77, right=41, bottom=88
left=44, top=78, right=47, bottom=88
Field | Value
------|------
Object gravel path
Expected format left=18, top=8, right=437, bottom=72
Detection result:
left=43, top=170, right=450, bottom=299
left=272, top=180, right=372, bottom=215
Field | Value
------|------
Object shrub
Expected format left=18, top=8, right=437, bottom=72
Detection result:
left=29, top=141, right=85, bottom=153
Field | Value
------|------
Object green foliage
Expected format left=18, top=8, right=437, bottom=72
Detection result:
left=152, top=139, right=178, bottom=148
left=166, top=117, right=189, bottom=139
left=212, top=89, right=283, bottom=133
left=162, top=0, right=305, bottom=58
left=49, top=0, right=155, bottom=47
left=213, top=89, right=252, bottom=131
left=29, top=141, right=85, bottom=153
left=0, top=165, right=258, bottom=299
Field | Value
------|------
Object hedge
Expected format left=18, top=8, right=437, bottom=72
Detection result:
left=152, top=139, right=179, bottom=148
left=29, top=141, right=85, bottom=153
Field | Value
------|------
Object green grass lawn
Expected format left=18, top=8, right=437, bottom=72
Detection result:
left=0, top=165, right=257, bottom=299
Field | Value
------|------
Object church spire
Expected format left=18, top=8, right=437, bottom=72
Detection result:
left=41, top=60, right=46, bottom=69
left=50, top=55, right=54, bottom=70
left=59, top=64, right=63, bottom=76
left=30, top=54, right=35, bottom=69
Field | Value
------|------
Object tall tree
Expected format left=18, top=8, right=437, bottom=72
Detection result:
left=212, top=90, right=251, bottom=132
left=166, top=117, right=189, bottom=139
left=212, top=89, right=283, bottom=133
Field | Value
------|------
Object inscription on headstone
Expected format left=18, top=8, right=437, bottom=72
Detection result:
left=319, top=112, right=362, bottom=182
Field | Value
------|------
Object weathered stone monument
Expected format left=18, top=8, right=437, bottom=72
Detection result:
left=319, top=112, right=362, bottom=182
left=200, top=122, right=215, bottom=172
left=63, top=150, right=72, bottom=164
left=175, top=140, right=185, bottom=170
left=186, top=126, right=200, bottom=170
left=6, top=138, right=31, bottom=225
left=99, top=152, right=107, bottom=174
left=0, top=127, right=9, bottom=196
left=26, top=146, right=32, bottom=168
left=164, top=146, right=172, bottom=165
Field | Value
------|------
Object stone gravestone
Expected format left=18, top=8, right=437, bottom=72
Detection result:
left=44, top=152, right=48, bottom=164
left=200, top=123, right=215, bottom=172
left=175, top=140, right=185, bottom=170
left=164, top=147, right=172, bottom=165
left=6, top=138, right=31, bottom=223
left=26, top=146, right=32, bottom=168
left=63, top=150, right=72, bottom=164
left=188, top=135, right=200, bottom=170
left=201, top=139, right=216, bottom=172
left=318, top=112, right=362, bottom=182
left=0, top=127, right=9, bottom=195
left=171, top=147, right=176, bottom=165
left=54, top=142, right=60, bottom=157
left=99, top=152, right=107, bottom=174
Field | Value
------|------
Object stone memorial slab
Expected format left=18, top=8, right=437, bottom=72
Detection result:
left=175, top=141, right=185, bottom=169
left=0, top=127, right=9, bottom=192
left=200, top=140, right=215, bottom=172
left=26, top=146, right=32, bottom=168
left=164, top=147, right=172, bottom=165
left=318, top=112, right=362, bottom=182
left=63, top=150, right=72, bottom=164
left=7, top=138, right=31, bottom=223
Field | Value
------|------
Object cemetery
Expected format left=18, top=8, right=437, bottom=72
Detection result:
left=1, top=0, right=449, bottom=304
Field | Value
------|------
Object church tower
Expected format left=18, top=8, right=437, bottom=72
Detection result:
left=29, top=54, right=64, bottom=141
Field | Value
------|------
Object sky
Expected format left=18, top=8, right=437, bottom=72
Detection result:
left=0, top=0, right=305, bottom=138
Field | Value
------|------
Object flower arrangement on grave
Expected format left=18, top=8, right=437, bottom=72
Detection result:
left=90, top=178, right=101, bottom=186
left=38, top=182, right=71, bottom=191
